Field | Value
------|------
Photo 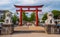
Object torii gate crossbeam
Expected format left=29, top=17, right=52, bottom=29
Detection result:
left=14, top=5, right=44, bottom=26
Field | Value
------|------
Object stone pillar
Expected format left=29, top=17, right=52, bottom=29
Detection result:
left=1, top=23, right=13, bottom=35
left=1, top=12, right=13, bottom=35
left=45, top=12, right=56, bottom=34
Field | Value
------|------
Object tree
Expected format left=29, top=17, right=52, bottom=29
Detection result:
left=42, top=10, right=60, bottom=22
left=52, top=10, right=60, bottom=19
left=29, top=12, right=35, bottom=22
left=22, top=12, right=35, bottom=22
left=22, top=11, right=28, bottom=21
left=12, top=14, right=18, bottom=24
left=42, top=13, right=47, bottom=22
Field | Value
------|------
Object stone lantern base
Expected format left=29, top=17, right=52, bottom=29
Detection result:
left=1, top=23, right=14, bottom=35
left=45, top=24, right=56, bottom=34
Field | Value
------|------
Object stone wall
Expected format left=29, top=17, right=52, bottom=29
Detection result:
left=1, top=25, right=14, bottom=35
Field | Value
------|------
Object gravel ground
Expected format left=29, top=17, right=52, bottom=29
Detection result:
left=0, top=32, right=60, bottom=37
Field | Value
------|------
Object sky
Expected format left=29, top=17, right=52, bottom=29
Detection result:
left=0, top=0, right=60, bottom=13
left=0, top=0, right=60, bottom=18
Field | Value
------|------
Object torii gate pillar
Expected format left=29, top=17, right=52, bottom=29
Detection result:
left=36, top=8, right=38, bottom=26
left=14, top=5, right=44, bottom=26
left=20, top=8, right=22, bottom=26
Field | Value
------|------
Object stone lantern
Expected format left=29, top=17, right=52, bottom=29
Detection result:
left=45, top=12, right=55, bottom=25
left=5, top=12, right=12, bottom=23
left=1, top=12, right=13, bottom=35
left=45, top=12, right=56, bottom=34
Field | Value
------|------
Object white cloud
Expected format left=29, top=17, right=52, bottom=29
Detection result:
left=42, top=6, right=52, bottom=13
left=0, top=0, right=11, bottom=5
left=14, top=0, right=60, bottom=5
left=0, top=0, right=60, bottom=13
left=21, top=0, right=37, bottom=4
left=13, top=0, right=60, bottom=5
left=14, top=0, right=46, bottom=5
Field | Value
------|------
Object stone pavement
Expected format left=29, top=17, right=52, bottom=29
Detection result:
left=0, top=32, right=60, bottom=37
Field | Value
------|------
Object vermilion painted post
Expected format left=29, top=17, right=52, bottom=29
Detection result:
left=20, top=8, right=22, bottom=26
left=36, top=8, right=38, bottom=26
left=14, top=5, right=44, bottom=26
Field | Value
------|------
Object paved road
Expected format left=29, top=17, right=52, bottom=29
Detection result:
left=0, top=32, right=60, bottom=37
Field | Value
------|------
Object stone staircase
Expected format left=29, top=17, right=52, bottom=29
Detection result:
left=14, top=26, right=45, bottom=31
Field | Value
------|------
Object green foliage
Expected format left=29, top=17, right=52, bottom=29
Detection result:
left=52, top=10, right=60, bottom=19
left=22, top=12, right=35, bottom=22
left=12, top=14, right=18, bottom=24
left=22, top=12, right=28, bottom=21
left=42, top=10, right=60, bottom=22
left=29, top=13, right=35, bottom=22
left=42, top=13, right=47, bottom=22
left=0, top=20, right=4, bottom=22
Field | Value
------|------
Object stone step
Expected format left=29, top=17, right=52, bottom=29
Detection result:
left=14, top=26, right=45, bottom=31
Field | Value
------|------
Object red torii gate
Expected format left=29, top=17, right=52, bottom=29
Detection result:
left=14, top=5, right=44, bottom=26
